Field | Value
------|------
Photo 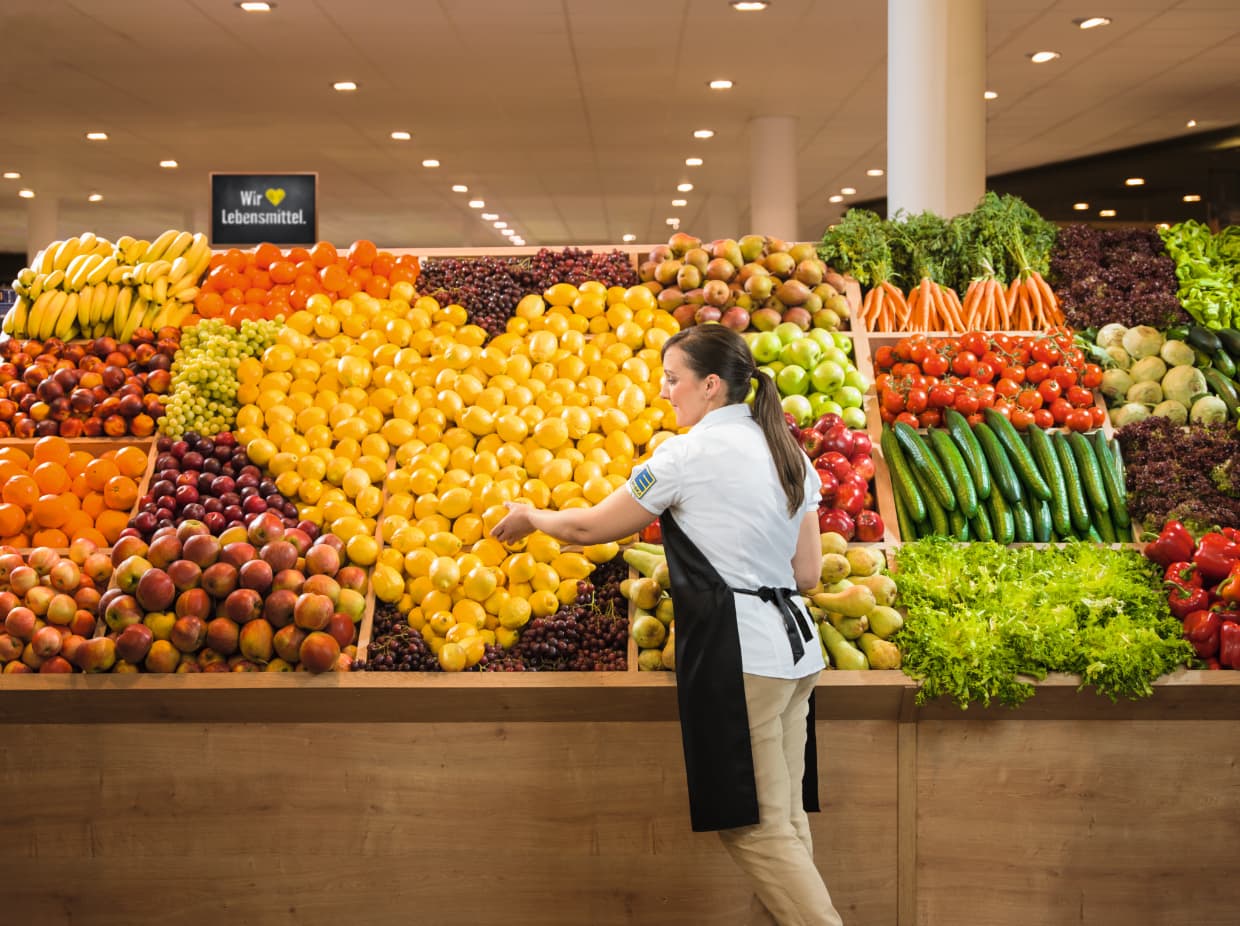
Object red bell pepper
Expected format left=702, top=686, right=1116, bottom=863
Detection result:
left=1192, top=532, right=1240, bottom=584
left=1168, top=583, right=1210, bottom=619
left=1163, top=561, right=1202, bottom=588
left=1211, top=603, right=1240, bottom=623
left=1222, top=527, right=1240, bottom=544
left=1204, top=657, right=1222, bottom=670
left=1183, top=610, right=1222, bottom=659
left=640, top=519, right=662, bottom=544
left=1145, top=520, right=1195, bottom=567
left=1220, top=621, right=1240, bottom=669
left=1216, top=563, right=1240, bottom=605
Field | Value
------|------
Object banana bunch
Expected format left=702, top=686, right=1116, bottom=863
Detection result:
left=4, top=229, right=211, bottom=342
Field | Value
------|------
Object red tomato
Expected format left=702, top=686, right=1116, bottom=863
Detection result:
left=1025, top=362, right=1051, bottom=384
left=1033, top=408, right=1054, bottom=429
left=1090, top=405, right=1107, bottom=428
left=894, top=339, right=915, bottom=362
left=929, top=383, right=957, bottom=408
left=879, top=408, right=896, bottom=425
left=951, top=351, right=978, bottom=377
left=960, top=332, right=988, bottom=356
left=972, top=361, right=996, bottom=384
left=981, top=350, right=1004, bottom=369
left=881, top=388, right=906, bottom=415
left=921, top=353, right=949, bottom=378
left=995, top=377, right=1020, bottom=399
left=1050, top=365, right=1078, bottom=390
left=988, top=401, right=1012, bottom=420
left=1031, top=341, right=1062, bottom=365
left=992, top=333, right=1015, bottom=353
left=895, top=412, right=920, bottom=429
left=1009, top=408, right=1035, bottom=430
left=905, top=388, right=929, bottom=415
left=966, top=412, right=984, bottom=427
left=875, top=372, right=892, bottom=392
left=1016, top=388, right=1044, bottom=410
left=1065, top=408, right=1094, bottom=432
left=918, top=409, right=943, bottom=429
left=1066, top=386, right=1094, bottom=408
left=1064, top=347, right=1085, bottom=368
left=954, top=393, right=980, bottom=415
left=1000, top=365, right=1026, bottom=385
left=1037, top=379, right=1062, bottom=403
left=1082, top=364, right=1103, bottom=389
left=1049, top=397, right=1073, bottom=424
left=874, top=346, right=896, bottom=370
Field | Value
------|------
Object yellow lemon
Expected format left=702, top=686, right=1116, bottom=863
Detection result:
left=372, top=564, right=404, bottom=602
left=498, top=596, right=532, bottom=630
left=437, top=642, right=466, bottom=672
left=429, top=556, right=461, bottom=592
left=528, top=589, right=560, bottom=618
left=345, top=533, right=379, bottom=566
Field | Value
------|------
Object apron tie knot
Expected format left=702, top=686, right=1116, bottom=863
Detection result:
left=731, top=585, right=814, bottom=663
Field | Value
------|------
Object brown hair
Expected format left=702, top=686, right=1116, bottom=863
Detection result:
left=662, top=325, right=806, bottom=517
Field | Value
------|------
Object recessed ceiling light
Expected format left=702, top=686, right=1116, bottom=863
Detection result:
left=708, top=79, right=734, bottom=90
left=88, top=193, right=103, bottom=202
left=672, top=199, right=687, bottom=207
left=85, top=132, right=108, bottom=141
left=502, top=229, right=515, bottom=236
left=236, top=1, right=275, bottom=10
left=622, top=234, right=637, bottom=242
left=685, top=157, right=703, bottom=167
left=677, top=182, right=694, bottom=192
left=422, top=159, right=440, bottom=168
left=730, top=1, right=769, bottom=10
left=841, top=187, right=856, bottom=195
left=666, top=217, right=680, bottom=225
left=481, top=213, right=498, bottom=220
left=390, top=131, right=411, bottom=141
left=694, top=129, right=715, bottom=139
left=984, top=90, right=999, bottom=100
left=2, top=172, right=19, bottom=180
left=494, top=221, right=507, bottom=229
left=828, top=195, right=844, bottom=203
left=1125, top=177, right=1145, bottom=186
left=1029, top=51, right=1060, bottom=63
left=452, top=185, right=468, bottom=193
left=1183, top=194, right=1202, bottom=203
left=333, top=81, right=357, bottom=91
left=18, top=189, right=35, bottom=199
left=1075, top=16, right=1111, bottom=29
left=1099, top=209, right=1117, bottom=217
left=1186, top=119, right=1198, bottom=128
left=160, top=160, right=178, bottom=168
left=866, top=168, right=884, bottom=177
left=468, top=200, right=485, bottom=208
left=512, top=239, right=525, bottom=246
left=1073, top=202, right=1090, bottom=210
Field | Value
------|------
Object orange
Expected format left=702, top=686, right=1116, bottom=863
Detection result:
left=70, top=473, right=90, bottom=499
left=95, top=510, right=129, bottom=545
left=74, top=527, right=108, bottom=548
left=310, top=241, right=338, bottom=269
left=65, top=451, right=93, bottom=479
left=254, top=242, right=282, bottom=270
left=81, top=492, right=105, bottom=520
left=348, top=239, right=377, bottom=268
left=33, top=494, right=68, bottom=529
left=85, top=458, right=120, bottom=492
left=61, top=510, right=93, bottom=540
left=32, top=461, right=70, bottom=496
left=0, top=460, right=23, bottom=485
left=2, top=474, right=38, bottom=508
left=0, top=533, right=29, bottom=549
left=32, top=436, right=70, bottom=467
left=0, top=503, right=25, bottom=537
left=103, top=475, right=138, bottom=511
left=32, top=528, right=69, bottom=548
left=0, top=447, right=30, bottom=468
left=113, top=447, right=147, bottom=479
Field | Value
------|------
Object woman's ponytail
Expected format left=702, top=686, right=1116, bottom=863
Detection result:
left=751, top=371, right=806, bottom=518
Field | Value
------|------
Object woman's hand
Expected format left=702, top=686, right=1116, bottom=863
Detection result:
left=489, top=501, right=537, bottom=545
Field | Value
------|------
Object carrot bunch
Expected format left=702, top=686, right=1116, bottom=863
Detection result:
left=959, top=271, right=1064, bottom=331
left=858, top=280, right=909, bottom=331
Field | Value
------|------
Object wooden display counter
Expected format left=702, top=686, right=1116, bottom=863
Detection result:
left=2, top=670, right=1237, bottom=926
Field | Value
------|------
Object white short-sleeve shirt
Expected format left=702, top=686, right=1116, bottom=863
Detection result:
left=626, top=403, right=824, bottom=679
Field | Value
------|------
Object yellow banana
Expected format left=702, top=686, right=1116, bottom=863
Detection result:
left=145, top=229, right=179, bottom=263
left=4, top=296, right=28, bottom=335
left=138, top=282, right=153, bottom=302
left=115, top=235, right=136, bottom=257
left=65, top=253, right=98, bottom=290
left=119, top=298, right=146, bottom=342
left=77, top=232, right=97, bottom=254
left=140, top=299, right=160, bottom=330
left=17, top=267, right=35, bottom=287
left=26, top=275, right=44, bottom=301
left=161, top=231, right=194, bottom=263
left=53, top=238, right=81, bottom=272
left=153, top=276, right=169, bottom=305
left=12, top=281, right=28, bottom=298
left=124, top=239, right=148, bottom=264
left=1, top=304, right=13, bottom=336
left=42, top=268, right=66, bottom=291
left=77, top=284, right=96, bottom=328
left=110, top=286, right=131, bottom=328
left=53, top=293, right=79, bottom=340
left=142, top=259, right=172, bottom=284
left=25, top=291, right=53, bottom=336
left=38, top=291, right=67, bottom=339
left=173, top=285, right=199, bottom=304
left=92, top=239, right=114, bottom=258
left=107, top=263, right=130, bottom=285
left=33, top=242, right=59, bottom=275
left=167, top=256, right=191, bottom=285
left=87, top=255, right=116, bottom=286
left=182, top=234, right=210, bottom=277
left=97, top=284, right=119, bottom=326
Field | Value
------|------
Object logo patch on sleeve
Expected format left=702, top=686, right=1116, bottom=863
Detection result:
left=630, top=466, right=656, bottom=499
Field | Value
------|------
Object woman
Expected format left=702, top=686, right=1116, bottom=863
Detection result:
left=490, top=324, right=843, bottom=926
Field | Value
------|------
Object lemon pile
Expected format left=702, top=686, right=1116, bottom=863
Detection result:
left=232, top=281, right=682, bottom=670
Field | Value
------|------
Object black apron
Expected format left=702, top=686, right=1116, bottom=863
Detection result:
left=659, top=510, right=820, bottom=833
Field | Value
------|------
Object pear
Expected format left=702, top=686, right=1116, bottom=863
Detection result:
left=683, top=247, right=710, bottom=273
left=655, top=596, right=675, bottom=626
left=739, top=234, right=766, bottom=263
left=648, top=244, right=673, bottom=264
left=794, top=259, right=824, bottom=287
left=745, top=274, right=774, bottom=301
left=654, top=259, right=682, bottom=287
left=703, top=280, right=731, bottom=307
left=676, top=263, right=702, bottom=291
left=706, top=258, right=737, bottom=282
left=632, top=614, right=667, bottom=649
left=668, top=232, right=701, bottom=256
left=776, top=279, right=811, bottom=307
left=638, top=260, right=658, bottom=282
left=656, top=287, right=685, bottom=312
left=764, top=251, right=796, bottom=277
left=712, top=238, right=744, bottom=269
left=788, top=242, right=818, bottom=264
left=661, top=626, right=676, bottom=670
left=638, top=648, right=665, bottom=671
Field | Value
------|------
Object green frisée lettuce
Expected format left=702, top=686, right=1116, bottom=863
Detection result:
left=892, top=539, right=1190, bottom=708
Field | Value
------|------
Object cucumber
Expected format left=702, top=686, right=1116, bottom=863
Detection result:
left=1066, top=431, right=1109, bottom=514
left=1090, top=430, right=1130, bottom=529
left=1031, top=497, right=1053, bottom=543
left=1212, top=348, right=1237, bottom=379
left=969, top=502, right=994, bottom=542
left=1011, top=498, right=1035, bottom=543
left=927, top=427, right=978, bottom=518
left=1026, top=424, right=1072, bottom=536
left=987, top=482, right=1016, bottom=544
left=1093, top=504, right=1117, bottom=544
left=1052, top=432, right=1091, bottom=533
left=948, top=505, right=970, bottom=541
left=1216, top=327, right=1240, bottom=362
left=982, top=408, right=1052, bottom=501
left=1187, top=324, right=1224, bottom=355
left=909, top=459, right=951, bottom=537
left=893, top=422, right=956, bottom=512
left=943, top=408, right=991, bottom=500
left=1204, top=368, right=1240, bottom=420
left=973, top=422, right=1023, bottom=505
left=1085, top=524, right=1104, bottom=543
left=880, top=426, right=927, bottom=523
left=892, top=479, right=918, bottom=542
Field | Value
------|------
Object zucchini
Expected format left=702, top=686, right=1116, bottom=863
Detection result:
left=1066, top=431, right=1109, bottom=514
left=969, top=502, right=994, bottom=542
left=943, top=408, right=991, bottom=500
left=1204, top=368, right=1240, bottom=420
left=927, top=427, right=978, bottom=518
left=893, top=422, right=956, bottom=512
left=1011, top=498, right=1034, bottom=543
left=909, top=459, right=951, bottom=537
left=1216, top=327, right=1240, bottom=362
left=880, top=426, right=927, bottom=523
left=948, top=505, right=970, bottom=541
left=892, top=479, right=918, bottom=542
left=1091, top=430, right=1130, bottom=529
left=987, top=482, right=1016, bottom=544
left=1093, top=504, right=1117, bottom=544
left=1031, top=497, right=1053, bottom=543
left=973, top=422, right=1023, bottom=505
left=1212, top=348, right=1237, bottom=379
left=982, top=408, right=1051, bottom=501
left=1027, top=424, right=1072, bottom=536
left=1187, top=324, right=1223, bottom=356
left=1052, top=431, right=1091, bottom=533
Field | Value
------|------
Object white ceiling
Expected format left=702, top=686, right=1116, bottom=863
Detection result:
left=0, top=0, right=1237, bottom=253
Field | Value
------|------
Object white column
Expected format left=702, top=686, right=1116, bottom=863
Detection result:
left=887, top=0, right=986, bottom=218
left=26, top=197, right=59, bottom=266
left=706, top=192, right=741, bottom=242
left=748, top=115, right=798, bottom=242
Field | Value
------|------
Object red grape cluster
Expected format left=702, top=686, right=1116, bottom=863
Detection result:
left=353, top=603, right=440, bottom=672
left=525, top=248, right=638, bottom=290
left=417, top=256, right=527, bottom=337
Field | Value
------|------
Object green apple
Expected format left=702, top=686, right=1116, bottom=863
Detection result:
left=750, top=331, right=783, bottom=364
left=779, top=337, right=823, bottom=371
left=841, top=406, right=867, bottom=430
left=757, top=365, right=778, bottom=382
left=822, top=347, right=851, bottom=368
left=809, top=394, right=843, bottom=419
left=810, top=360, right=845, bottom=393
left=836, top=385, right=864, bottom=408
left=831, top=332, right=853, bottom=354
left=776, top=364, right=811, bottom=396
left=807, top=328, right=836, bottom=352
left=780, top=394, right=813, bottom=427
left=774, top=321, right=803, bottom=345
left=843, top=369, right=867, bottom=391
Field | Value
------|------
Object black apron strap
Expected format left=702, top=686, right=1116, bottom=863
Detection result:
left=732, top=585, right=815, bottom=664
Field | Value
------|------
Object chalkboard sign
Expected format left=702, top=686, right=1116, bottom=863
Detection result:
left=210, top=173, right=317, bottom=246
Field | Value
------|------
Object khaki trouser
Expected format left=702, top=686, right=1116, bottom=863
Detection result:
left=717, top=672, right=844, bottom=926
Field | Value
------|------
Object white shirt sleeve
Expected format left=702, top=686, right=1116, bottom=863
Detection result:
left=800, top=454, right=821, bottom=518
left=626, top=436, right=685, bottom=515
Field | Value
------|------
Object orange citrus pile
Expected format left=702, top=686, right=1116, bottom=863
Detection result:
left=0, top=437, right=147, bottom=548
left=193, top=239, right=421, bottom=326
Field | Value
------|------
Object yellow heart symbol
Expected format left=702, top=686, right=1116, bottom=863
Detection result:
left=265, top=187, right=286, bottom=207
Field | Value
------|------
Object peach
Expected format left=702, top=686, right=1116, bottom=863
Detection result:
left=143, top=639, right=180, bottom=673
left=299, top=631, right=340, bottom=674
